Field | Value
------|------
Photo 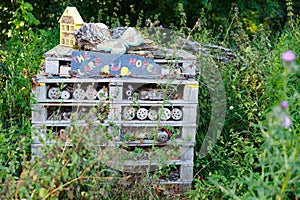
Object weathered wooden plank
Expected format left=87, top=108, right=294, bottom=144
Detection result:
left=180, top=164, right=194, bottom=182
left=183, top=83, right=199, bottom=101
left=36, top=77, right=198, bottom=85
left=109, top=82, right=123, bottom=101
left=179, top=146, right=194, bottom=161
left=181, top=126, right=197, bottom=142
left=182, top=105, right=198, bottom=124
left=112, top=100, right=198, bottom=105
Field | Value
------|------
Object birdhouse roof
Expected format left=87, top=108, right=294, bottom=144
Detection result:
left=58, top=6, right=84, bottom=24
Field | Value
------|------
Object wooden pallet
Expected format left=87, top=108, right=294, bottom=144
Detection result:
left=32, top=46, right=199, bottom=193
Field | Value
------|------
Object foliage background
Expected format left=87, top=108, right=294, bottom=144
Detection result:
left=1, top=0, right=300, bottom=42
left=0, top=0, right=299, bottom=199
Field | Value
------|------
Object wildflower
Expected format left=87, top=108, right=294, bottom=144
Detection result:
left=281, top=50, right=298, bottom=72
left=195, top=18, right=201, bottom=27
left=145, top=19, right=151, bottom=27
left=281, top=50, right=296, bottom=62
left=159, top=25, right=163, bottom=28
left=280, top=100, right=289, bottom=109
left=283, top=115, right=292, bottom=128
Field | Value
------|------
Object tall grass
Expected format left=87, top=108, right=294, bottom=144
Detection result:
left=191, top=4, right=300, bottom=199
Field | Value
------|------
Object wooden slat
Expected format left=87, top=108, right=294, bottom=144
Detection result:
left=180, top=164, right=193, bottom=182
left=36, top=77, right=198, bottom=85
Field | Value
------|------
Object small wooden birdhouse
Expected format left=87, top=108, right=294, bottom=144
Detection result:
left=59, top=7, right=83, bottom=47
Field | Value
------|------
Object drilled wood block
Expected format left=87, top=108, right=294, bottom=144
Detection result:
left=37, top=85, right=47, bottom=100
left=45, top=58, right=59, bottom=74
left=32, top=104, right=47, bottom=122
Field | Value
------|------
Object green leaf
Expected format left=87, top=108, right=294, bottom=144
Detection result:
left=62, top=167, right=69, bottom=180
left=70, top=151, right=79, bottom=166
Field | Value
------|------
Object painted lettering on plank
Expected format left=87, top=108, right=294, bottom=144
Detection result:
left=71, top=51, right=161, bottom=78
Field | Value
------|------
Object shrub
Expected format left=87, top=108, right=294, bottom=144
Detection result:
left=0, top=0, right=58, bottom=187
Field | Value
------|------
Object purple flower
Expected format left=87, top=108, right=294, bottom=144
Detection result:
left=145, top=19, right=151, bottom=27
left=283, top=115, right=292, bottom=128
left=280, top=100, right=289, bottom=109
left=281, top=50, right=296, bottom=63
left=196, top=18, right=201, bottom=27
left=159, top=25, right=163, bottom=28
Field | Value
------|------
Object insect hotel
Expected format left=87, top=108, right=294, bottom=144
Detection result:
left=31, top=7, right=199, bottom=193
